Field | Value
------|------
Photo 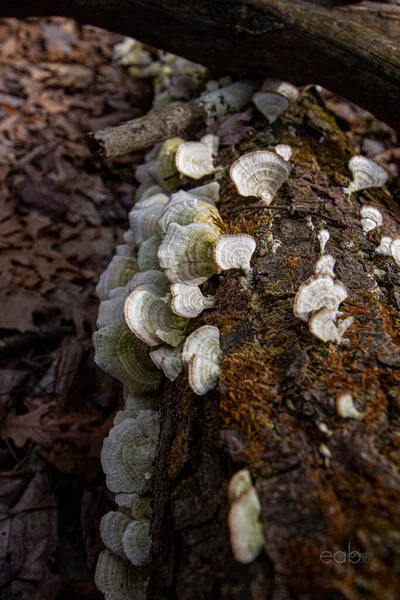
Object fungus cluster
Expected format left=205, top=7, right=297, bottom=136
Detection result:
left=344, top=155, right=388, bottom=195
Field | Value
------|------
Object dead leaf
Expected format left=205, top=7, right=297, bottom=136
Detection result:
left=0, top=504, right=26, bottom=586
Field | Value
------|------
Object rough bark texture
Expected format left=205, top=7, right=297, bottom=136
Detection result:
left=148, top=91, right=400, bottom=599
left=0, top=0, right=399, bottom=130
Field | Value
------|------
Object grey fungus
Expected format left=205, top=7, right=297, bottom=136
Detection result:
left=261, top=78, right=300, bottom=102
left=228, top=485, right=265, bottom=564
left=95, top=550, right=147, bottom=600
left=360, top=205, right=383, bottom=233
left=275, top=144, right=293, bottom=161
left=175, top=135, right=219, bottom=179
left=213, top=234, right=256, bottom=274
left=314, top=254, right=336, bottom=279
left=390, top=239, right=400, bottom=265
left=309, top=307, right=354, bottom=345
left=252, top=91, right=289, bottom=124
left=317, top=229, right=330, bottom=254
left=336, top=392, right=363, bottom=419
left=171, top=283, right=215, bottom=318
left=182, top=325, right=222, bottom=395
left=344, top=155, right=388, bottom=195
left=293, top=276, right=348, bottom=323
left=230, top=150, right=291, bottom=205
left=375, top=236, right=392, bottom=256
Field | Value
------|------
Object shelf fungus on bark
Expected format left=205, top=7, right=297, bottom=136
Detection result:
left=128, top=193, right=168, bottom=246
left=309, top=307, right=354, bottom=345
left=95, top=550, right=148, bottom=600
left=158, top=222, right=220, bottom=285
left=228, top=484, right=265, bottom=564
left=93, top=322, right=163, bottom=393
left=261, top=79, right=300, bottom=102
left=171, top=283, right=215, bottom=318
left=228, top=469, right=252, bottom=504
left=293, top=276, right=348, bottom=323
left=97, top=291, right=128, bottom=329
left=375, top=236, right=393, bottom=256
left=159, top=190, right=222, bottom=235
left=360, top=205, right=383, bottom=233
left=124, top=285, right=188, bottom=347
left=100, top=511, right=132, bottom=560
left=336, top=392, right=363, bottom=419
left=154, top=136, right=186, bottom=191
left=343, top=155, right=388, bottom=195
left=275, top=144, right=293, bottom=162
left=198, top=80, right=258, bottom=124
left=230, top=150, right=291, bottom=205
left=252, top=91, right=289, bottom=124
left=188, top=181, right=220, bottom=204
left=390, top=239, right=400, bottom=265
left=96, top=256, right=139, bottom=302
left=130, top=270, right=170, bottom=295
left=213, top=234, right=256, bottom=275
left=182, top=325, right=222, bottom=395
left=317, top=229, right=330, bottom=254
left=101, top=414, right=159, bottom=494
left=115, top=492, right=153, bottom=521
left=150, top=344, right=183, bottom=381
left=314, top=254, right=336, bottom=279
left=138, top=236, right=162, bottom=271
left=122, top=521, right=152, bottom=567
left=175, top=134, right=219, bottom=179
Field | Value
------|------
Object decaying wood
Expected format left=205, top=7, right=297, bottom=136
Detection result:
left=147, top=92, right=400, bottom=599
left=0, top=0, right=399, bottom=130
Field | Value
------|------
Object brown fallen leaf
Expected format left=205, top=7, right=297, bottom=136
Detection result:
left=1, top=402, right=99, bottom=448
left=0, top=504, right=26, bottom=587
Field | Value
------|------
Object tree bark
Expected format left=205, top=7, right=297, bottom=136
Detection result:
left=0, top=0, right=399, bottom=131
left=148, top=91, right=400, bottom=599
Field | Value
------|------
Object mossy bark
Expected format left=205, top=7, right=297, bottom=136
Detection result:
left=149, top=91, right=400, bottom=600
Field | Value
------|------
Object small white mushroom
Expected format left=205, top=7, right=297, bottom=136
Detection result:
left=252, top=91, right=289, bottom=124
left=375, top=236, right=392, bottom=256
left=230, top=150, right=291, bottom=205
left=293, top=276, right=348, bottom=322
left=228, top=469, right=253, bottom=504
left=175, top=135, right=218, bottom=179
left=150, top=344, right=183, bottom=381
left=336, top=392, right=363, bottom=419
left=213, top=234, right=256, bottom=274
left=314, top=254, right=336, bottom=279
left=182, top=325, right=222, bottom=395
left=275, top=144, right=293, bottom=161
left=360, top=205, right=383, bottom=233
left=171, top=283, right=215, bottom=318
left=122, top=520, right=152, bottom=567
left=309, top=307, right=354, bottom=344
left=344, top=155, right=388, bottom=195
left=261, top=79, right=300, bottom=102
left=228, top=486, right=265, bottom=564
left=317, top=229, right=330, bottom=254
left=390, top=238, right=400, bottom=265
left=124, top=285, right=188, bottom=347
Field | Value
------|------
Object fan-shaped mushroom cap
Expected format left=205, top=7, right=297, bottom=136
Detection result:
left=116, top=244, right=136, bottom=258
left=159, top=190, right=222, bottom=235
left=175, top=136, right=218, bottom=179
left=293, top=276, right=348, bottom=322
left=228, top=469, right=253, bottom=504
left=158, top=222, right=219, bottom=285
left=252, top=91, right=289, bottom=124
left=150, top=344, right=183, bottom=381
left=317, top=229, right=330, bottom=254
left=138, top=236, right=162, bottom=271
left=155, top=137, right=186, bottom=191
left=128, top=194, right=168, bottom=246
left=136, top=184, right=164, bottom=203
left=134, top=408, right=160, bottom=441
left=124, top=392, right=160, bottom=416
left=200, top=134, right=219, bottom=157
left=122, top=521, right=151, bottom=567
left=97, top=292, right=128, bottom=329
left=96, top=256, right=139, bottom=302
left=124, top=285, right=188, bottom=347
left=336, top=392, right=363, bottom=419
left=100, top=511, right=130, bottom=559
left=95, top=550, right=148, bottom=600
left=360, top=205, right=383, bottom=233
left=314, top=254, right=336, bottom=279
left=275, top=144, right=293, bottom=161
left=129, top=270, right=170, bottom=296
left=198, top=80, right=258, bottom=123
left=261, top=79, right=300, bottom=102
left=101, top=417, right=157, bottom=494
left=115, top=493, right=153, bottom=521
left=375, top=236, right=392, bottom=256
left=230, top=150, right=291, bottom=204
left=171, top=283, right=215, bottom=318
left=182, top=325, right=222, bottom=395
left=188, top=181, right=220, bottom=204
left=93, top=322, right=163, bottom=393
left=213, top=234, right=256, bottom=274
left=309, top=307, right=354, bottom=344
left=344, top=155, right=388, bottom=195
left=391, top=238, right=400, bottom=265
left=228, top=486, right=265, bottom=564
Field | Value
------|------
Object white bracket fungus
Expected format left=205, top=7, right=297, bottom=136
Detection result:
left=336, top=392, right=363, bottom=419
left=252, top=91, right=289, bottom=124
left=96, top=256, right=139, bottom=302
left=360, top=205, right=383, bottom=233
left=309, top=307, right=354, bottom=345
left=128, top=193, right=168, bottom=246
left=275, top=144, right=293, bottom=162
left=228, top=469, right=252, bottom=504
left=261, top=79, right=300, bottom=102
left=213, top=234, right=256, bottom=274
left=171, top=283, right=215, bottom=319
left=95, top=550, right=148, bottom=600
left=159, top=189, right=222, bottom=235
left=150, top=344, right=183, bottom=381
left=228, top=482, right=265, bottom=564
left=317, top=229, right=330, bottom=254
left=390, top=239, right=400, bottom=265
left=293, top=276, right=348, bottom=322
left=314, top=254, right=336, bottom=279
left=137, top=236, right=162, bottom=271
left=230, top=150, right=291, bottom=205
left=154, top=136, right=186, bottom=191
left=198, top=80, right=258, bottom=124
left=182, top=325, right=222, bottom=395
left=375, top=236, right=392, bottom=256
left=175, top=135, right=219, bottom=179
left=122, top=520, right=152, bottom=567
left=344, top=155, right=388, bottom=195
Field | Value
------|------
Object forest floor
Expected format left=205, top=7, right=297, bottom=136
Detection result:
left=0, top=16, right=398, bottom=600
